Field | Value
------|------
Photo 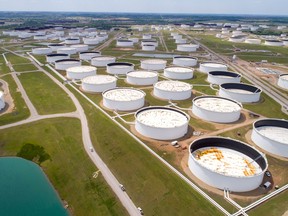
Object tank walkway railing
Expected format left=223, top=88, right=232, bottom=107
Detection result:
left=224, top=189, right=248, bottom=216
left=26, top=52, right=44, bottom=67
left=112, top=111, right=136, bottom=125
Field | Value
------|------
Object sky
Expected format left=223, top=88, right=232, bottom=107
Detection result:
left=0, top=0, right=287, bottom=16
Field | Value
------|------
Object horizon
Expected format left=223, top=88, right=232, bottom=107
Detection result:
left=0, top=0, right=287, bottom=16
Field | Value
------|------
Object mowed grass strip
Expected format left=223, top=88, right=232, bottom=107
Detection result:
left=13, top=64, right=39, bottom=72
left=0, top=74, right=30, bottom=125
left=71, top=86, right=222, bottom=216
left=0, top=118, right=129, bottom=216
left=5, top=53, right=31, bottom=64
left=18, top=72, right=76, bottom=115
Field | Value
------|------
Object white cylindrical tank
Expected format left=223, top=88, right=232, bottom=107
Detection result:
left=188, top=137, right=268, bottom=192
left=252, top=119, right=288, bottom=158
left=283, top=40, right=288, bottom=46
left=135, top=106, right=190, bottom=140
left=207, top=71, right=242, bottom=85
left=102, top=88, right=145, bottom=111
left=57, top=47, right=77, bottom=55
left=142, top=44, right=156, bottom=51
left=265, top=40, right=284, bottom=46
left=46, top=54, right=69, bottom=63
left=66, top=66, right=97, bottom=80
left=32, top=47, right=52, bottom=55
left=126, top=71, right=158, bottom=86
left=277, top=74, right=288, bottom=90
left=106, top=62, right=134, bottom=75
left=192, top=96, right=242, bottom=123
left=34, top=35, right=47, bottom=40
left=70, top=44, right=89, bottom=52
left=116, top=39, right=134, bottom=47
left=245, top=39, right=261, bottom=44
left=128, top=37, right=139, bottom=43
left=164, top=67, right=194, bottom=80
left=177, top=44, right=198, bottom=52
left=173, top=56, right=198, bottom=67
left=175, top=38, right=187, bottom=44
left=83, top=37, right=100, bottom=45
left=229, top=36, right=246, bottom=43
left=154, top=80, right=192, bottom=100
left=48, top=44, right=66, bottom=52
left=65, top=38, right=80, bottom=45
left=141, top=59, right=167, bottom=70
left=55, top=59, right=81, bottom=70
left=199, top=62, right=228, bottom=73
left=219, top=83, right=262, bottom=103
left=91, top=56, right=116, bottom=67
left=142, top=34, right=152, bottom=39
left=173, top=34, right=182, bottom=40
left=141, top=39, right=158, bottom=47
left=81, top=75, right=117, bottom=93
left=79, top=51, right=101, bottom=60
left=0, top=91, right=5, bottom=110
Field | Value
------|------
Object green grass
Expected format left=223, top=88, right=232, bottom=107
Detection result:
left=0, top=74, right=30, bottom=125
left=243, top=93, right=288, bottom=119
left=18, top=72, right=76, bottom=115
left=0, top=118, right=128, bottom=216
left=5, top=53, right=31, bottom=64
left=250, top=190, right=288, bottom=216
left=0, top=55, right=11, bottom=74
left=68, top=85, right=222, bottom=216
left=13, top=64, right=39, bottom=72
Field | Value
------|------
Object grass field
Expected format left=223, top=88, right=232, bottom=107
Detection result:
left=0, top=74, right=30, bottom=125
left=0, top=54, right=10, bottom=74
left=13, top=63, right=39, bottom=72
left=18, top=72, right=76, bottom=115
left=5, top=53, right=31, bottom=64
left=68, top=85, right=222, bottom=216
left=0, top=118, right=128, bottom=216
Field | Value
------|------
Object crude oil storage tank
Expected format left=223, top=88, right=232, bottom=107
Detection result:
left=65, top=38, right=80, bottom=45
left=46, top=53, right=69, bottom=63
left=83, top=37, right=100, bottom=45
left=142, top=44, right=156, bottom=51
left=154, top=80, right=192, bottom=100
left=0, top=91, right=5, bottom=110
left=79, top=51, right=101, bottom=60
left=175, top=38, right=187, bottom=44
left=91, top=56, right=116, bottom=67
left=116, top=39, right=134, bottom=47
left=48, top=44, right=66, bottom=52
left=81, top=75, right=117, bottom=93
left=245, top=39, right=261, bottom=44
left=141, top=39, right=158, bottom=47
left=199, top=62, right=228, bottom=73
left=102, top=88, right=145, bottom=111
left=66, top=66, right=96, bottom=80
left=252, top=119, right=288, bottom=158
left=141, top=59, right=167, bottom=70
left=177, top=44, right=198, bottom=52
left=57, top=47, right=77, bottom=55
left=70, top=44, right=89, bottom=52
left=228, top=35, right=246, bottom=43
left=207, top=71, right=242, bottom=85
left=106, top=62, right=134, bottom=75
left=173, top=56, right=198, bottom=67
left=264, top=40, right=284, bottom=46
left=192, top=96, right=242, bottom=123
left=126, top=71, right=158, bottom=86
left=277, top=74, right=288, bottom=90
left=188, top=137, right=268, bottom=192
left=55, top=59, right=81, bottom=70
left=135, top=106, right=190, bottom=140
left=164, top=67, right=194, bottom=80
left=142, top=34, right=152, bottom=39
left=219, top=83, right=262, bottom=103
left=32, top=47, right=52, bottom=55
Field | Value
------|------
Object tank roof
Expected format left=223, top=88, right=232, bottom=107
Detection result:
left=66, top=66, right=96, bottom=73
left=141, top=59, right=167, bottom=64
left=165, top=67, right=193, bottom=73
left=127, top=71, right=158, bottom=78
left=154, top=80, right=192, bottom=91
left=82, top=75, right=116, bottom=84
left=136, top=107, right=189, bottom=128
left=193, top=96, right=242, bottom=112
left=103, top=88, right=145, bottom=102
